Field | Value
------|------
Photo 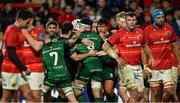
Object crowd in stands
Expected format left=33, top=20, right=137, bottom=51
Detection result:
left=0, top=0, right=179, bottom=37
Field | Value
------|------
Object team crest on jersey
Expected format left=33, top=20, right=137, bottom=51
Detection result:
left=32, top=33, right=37, bottom=38
left=137, top=35, right=142, bottom=39
left=166, top=31, right=171, bottom=36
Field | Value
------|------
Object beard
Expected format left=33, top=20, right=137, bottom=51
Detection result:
left=155, top=22, right=164, bottom=28
left=21, top=25, right=28, bottom=29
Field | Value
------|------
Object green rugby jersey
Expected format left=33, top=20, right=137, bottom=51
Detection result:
left=42, top=40, right=70, bottom=80
left=79, top=31, right=102, bottom=51
left=71, top=31, right=103, bottom=63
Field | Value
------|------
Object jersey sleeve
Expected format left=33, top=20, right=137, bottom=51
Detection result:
left=5, top=27, right=18, bottom=47
left=33, top=27, right=46, bottom=41
left=108, top=31, right=121, bottom=46
left=167, top=24, right=177, bottom=42
left=69, top=45, right=77, bottom=56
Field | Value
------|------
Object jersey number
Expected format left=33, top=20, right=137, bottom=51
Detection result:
left=49, top=52, right=58, bottom=65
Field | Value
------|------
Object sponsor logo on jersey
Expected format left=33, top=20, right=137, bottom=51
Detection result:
left=166, top=31, right=171, bottom=36
left=126, top=41, right=141, bottom=47
left=153, top=38, right=170, bottom=44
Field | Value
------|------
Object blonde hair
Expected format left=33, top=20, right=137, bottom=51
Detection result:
left=116, top=11, right=126, bottom=21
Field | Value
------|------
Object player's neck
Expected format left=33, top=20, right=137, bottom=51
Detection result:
left=154, top=23, right=164, bottom=29
left=14, top=21, right=21, bottom=28
left=126, top=27, right=135, bottom=32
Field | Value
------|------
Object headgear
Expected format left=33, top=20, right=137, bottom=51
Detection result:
left=152, top=9, right=164, bottom=23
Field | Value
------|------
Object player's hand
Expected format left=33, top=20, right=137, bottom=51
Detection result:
left=143, top=65, right=152, bottom=78
left=21, top=29, right=29, bottom=35
left=96, top=51, right=107, bottom=56
left=148, top=57, right=156, bottom=68
left=116, top=57, right=127, bottom=69
left=81, top=38, right=93, bottom=46
left=25, top=68, right=31, bottom=75
left=74, top=27, right=85, bottom=34
left=88, top=49, right=97, bottom=56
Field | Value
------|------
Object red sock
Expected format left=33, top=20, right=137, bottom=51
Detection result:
left=162, top=94, right=167, bottom=103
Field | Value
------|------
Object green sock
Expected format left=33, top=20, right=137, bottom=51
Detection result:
left=106, top=93, right=118, bottom=102
left=76, top=94, right=86, bottom=102
left=95, top=98, right=104, bottom=103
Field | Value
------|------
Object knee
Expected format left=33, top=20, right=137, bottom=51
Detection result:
left=104, top=86, right=114, bottom=96
left=23, top=91, right=35, bottom=101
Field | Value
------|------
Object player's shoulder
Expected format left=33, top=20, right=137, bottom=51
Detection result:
left=6, top=24, right=18, bottom=31
left=118, top=28, right=126, bottom=32
left=144, top=24, right=153, bottom=30
left=33, top=26, right=45, bottom=32
left=112, top=28, right=125, bottom=35
left=164, top=23, right=173, bottom=29
left=135, top=27, right=143, bottom=32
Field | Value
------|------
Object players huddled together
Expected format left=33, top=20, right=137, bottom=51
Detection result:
left=0, top=8, right=180, bottom=103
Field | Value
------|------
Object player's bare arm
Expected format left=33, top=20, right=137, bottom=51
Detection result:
left=21, top=29, right=43, bottom=51
left=102, top=41, right=126, bottom=67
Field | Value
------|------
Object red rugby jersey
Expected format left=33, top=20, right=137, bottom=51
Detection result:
left=21, top=26, right=45, bottom=72
left=144, top=23, right=176, bottom=70
left=2, top=25, right=24, bottom=73
left=108, top=28, right=145, bottom=65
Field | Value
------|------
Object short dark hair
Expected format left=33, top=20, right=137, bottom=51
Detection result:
left=16, top=10, right=33, bottom=20
left=46, top=21, right=58, bottom=30
left=61, top=22, right=73, bottom=34
left=80, top=17, right=93, bottom=26
left=97, top=18, right=108, bottom=26
left=124, top=11, right=137, bottom=19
